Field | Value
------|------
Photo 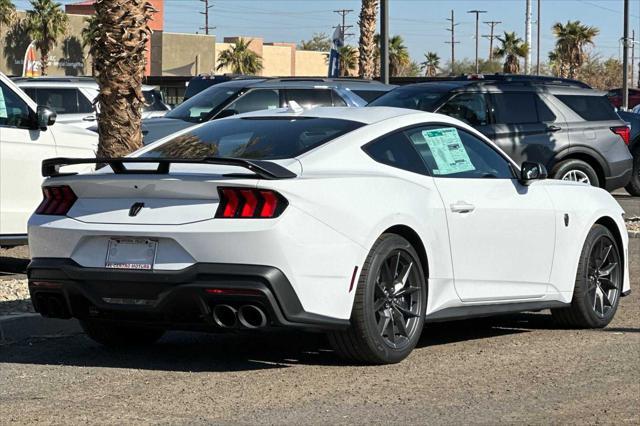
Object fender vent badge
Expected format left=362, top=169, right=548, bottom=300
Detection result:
left=564, top=213, right=570, bottom=227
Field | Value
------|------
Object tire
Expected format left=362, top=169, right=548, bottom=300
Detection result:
left=624, top=146, right=640, bottom=196
left=552, top=224, right=622, bottom=328
left=551, top=159, right=600, bottom=187
left=328, top=234, right=427, bottom=364
left=80, top=320, right=165, bottom=347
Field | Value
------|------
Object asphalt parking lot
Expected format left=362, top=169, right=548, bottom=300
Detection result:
left=0, top=196, right=638, bottom=424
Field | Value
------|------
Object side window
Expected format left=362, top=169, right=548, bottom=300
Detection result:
left=77, top=91, right=94, bottom=113
left=285, top=89, right=333, bottom=108
left=555, top=95, right=619, bottom=121
left=492, top=93, right=539, bottom=124
left=331, top=90, right=347, bottom=106
left=225, top=89, right=280, bottom=114
left=35, top=88, right=79, bottom=114
left=363, top=132, right=428, bottom=175
left=405, top=126, right=514, bottom=179
left=437, top=93, right=490, bottom=126
left=0, top=81, right=32, bottom=128
left=23, top=88, right=37, bottom=101
left=536, top=96, right=556, bottom=122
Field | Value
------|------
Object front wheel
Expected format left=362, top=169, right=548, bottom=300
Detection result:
left=328, top=234, right=427, bottom=364
left=552, top=224, right=622, bottom=328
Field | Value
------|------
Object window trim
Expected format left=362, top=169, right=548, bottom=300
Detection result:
left=362, top=121, right=519, bottom=179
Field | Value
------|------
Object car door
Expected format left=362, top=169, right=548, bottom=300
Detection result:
left=405, top=124, right=556, bottom=302
left=489, top=91, right=567, bottom=167
left=0, top=80, right=56, bottom=236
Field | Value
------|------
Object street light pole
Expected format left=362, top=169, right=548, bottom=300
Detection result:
left=380, top=0, right=389, bottom=84
left=468, top=10, right=487, bottom=73
left=622, top=0, right=629, bottom=110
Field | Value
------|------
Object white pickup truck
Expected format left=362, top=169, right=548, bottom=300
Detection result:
left=0, top=73, right=97, bottom=246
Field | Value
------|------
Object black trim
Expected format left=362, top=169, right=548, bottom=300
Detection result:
left=621, top=289, right=631, bottom=297
left=604, top=167, right=633, bottom=192
left=425, top=300, right=569, bottom=323
left=27, top=258, right=348, bottom=330
left=41, top=157, right=297, bottom=180
left=0, top=234, right=28, bottom=246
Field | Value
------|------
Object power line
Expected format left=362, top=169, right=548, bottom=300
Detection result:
left=468, top=10, right=487, bottom=73
left=482, top=20, right=501, bottom=61
left=199, top=0, right=215, bottom=35
left=333, top=9, right=355, bottom=41
left=445, top=10, right=461, bottom=74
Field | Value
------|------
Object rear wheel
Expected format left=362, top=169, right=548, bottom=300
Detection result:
left=80, top=320, right=165, bottom=347
left=552, top=225, right=622, bottom=328
left=551, top=159, right=599, bottom=187
left=328, top=234, right=427, bottom=364
left=624, top=146, right=640, bottom=196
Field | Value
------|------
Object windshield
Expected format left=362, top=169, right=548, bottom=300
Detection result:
left=140, top=117, right=364, bottom=160
left=369, top=86, right=446, bottom=111
left=165, top=85, right=242, bottom=123
left=143, top=89, right=169, bottom=111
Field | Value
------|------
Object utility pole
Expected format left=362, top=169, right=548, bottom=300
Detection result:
left=199, top=0, right=215, bottom=35
left=536, top=0, right=541, bottom=75
left=483, top=20, right=501, bottom=61
left=445, top=10, right=460, bottom=74
left=380, top=0, right=389, bottom=84
left=333, top=9, right=355, bottom=41
left=622, top=0, right=629, bottom=109
left=525, top=0, right=532, bottom=74
left=468, top=10, right=487, bottom=73
left=631, top=30, right=636, bottom=88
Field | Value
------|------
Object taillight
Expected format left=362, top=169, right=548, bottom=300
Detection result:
left=216, top=187, right=288, bottom=219
left=611, top=125, right=630, bottom=145
left=35, top=185, right=77, bottom=216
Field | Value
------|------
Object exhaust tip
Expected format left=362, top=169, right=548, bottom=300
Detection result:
left=237, top=305, right=268, bottom=329
left=212, top=304, right=238, bottom=328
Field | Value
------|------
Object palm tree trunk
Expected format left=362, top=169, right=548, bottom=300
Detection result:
left=40, top=53, right=48, bottom=76
left=358, top=0, right=378, bottom=79
left=92, top=0, right=155, bottom=158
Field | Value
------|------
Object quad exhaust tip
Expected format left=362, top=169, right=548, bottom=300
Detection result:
left=212, top=304, right=238, bottom=328
left=212, top=304, right=267, bottom=329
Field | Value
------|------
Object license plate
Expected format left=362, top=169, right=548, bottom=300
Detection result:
left=105, top=238, right=157, bottom=270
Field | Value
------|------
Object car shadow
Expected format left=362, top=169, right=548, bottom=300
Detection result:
left=0, top=256, right=29, bottom=277
left=0, top=312, right=569, bottom=372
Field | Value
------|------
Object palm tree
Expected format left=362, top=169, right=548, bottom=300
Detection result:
left=25, top=0, right=69, bottom=76
left=551, top=20, right=599, bottom=78
left=387, top=35, right=410, bottom=77
left=493, top=31, right=529, bottom=74
left=420, top=52, right=440, bottom=77
left=216, top=38, right=263, bottom=75
left=80, top=14, right=99, bottom=75
left=338, top=45, right=357, bottom=77
left=91, top=0, right=155, bottom=158
left=358, top=0, right=378, bottom=79
left=0, top=0, right=16, bottom=31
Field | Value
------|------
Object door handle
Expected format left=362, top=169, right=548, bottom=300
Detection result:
left=450, top=202, right=476, bottom=213
left=547, top=124, right=562, bottom=132
left=82, top=115, right=96, bottom=121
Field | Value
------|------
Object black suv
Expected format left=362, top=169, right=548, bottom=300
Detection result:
left=370, top=75, right=633, bottom=191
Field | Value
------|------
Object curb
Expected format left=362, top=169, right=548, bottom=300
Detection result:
left=0, top=314, right=80, bottom=344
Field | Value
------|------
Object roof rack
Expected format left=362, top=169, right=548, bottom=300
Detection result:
left=11, top=76, right=96, bottom=83
left=268, top=77, right=385, bottom=84
left=417, top=74, right=591, bottom=89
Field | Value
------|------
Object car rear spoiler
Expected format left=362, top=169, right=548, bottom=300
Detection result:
left=41, top=157, right=298, bottom=180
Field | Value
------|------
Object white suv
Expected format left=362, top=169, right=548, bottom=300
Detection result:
left=13, top=76, right=170, bottom=129
left=0, top=73, right=98, bottom=246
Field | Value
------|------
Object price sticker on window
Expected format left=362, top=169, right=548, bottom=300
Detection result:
left=422, top=128, right=475, bottom=175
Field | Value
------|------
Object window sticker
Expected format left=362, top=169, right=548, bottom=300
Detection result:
left=422, top=128, right=475, bottom=175
left=0, top=87, right=7, bottom=119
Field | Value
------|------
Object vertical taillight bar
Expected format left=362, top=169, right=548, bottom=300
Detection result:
left=216, top=187, right=287, bottom=219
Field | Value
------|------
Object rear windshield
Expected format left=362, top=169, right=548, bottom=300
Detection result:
left=140, top=117, right=364, bottom=160
left=368, top=86, right=446, bottom=111
left=556, top=95, right=619, bottom=121
left=165, top=85, right=242, bottom=123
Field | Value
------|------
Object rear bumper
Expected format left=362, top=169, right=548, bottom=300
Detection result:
left=604, top=159, right=633, bottom=191
left=27, top=258, right=349, bottom=331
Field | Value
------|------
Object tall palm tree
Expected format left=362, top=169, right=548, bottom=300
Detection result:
left=357, top=0, right=378, bottom=79
left=216, top=38, right=263, bottom=75
left=91, top=0, right=155, bottom=158
left=420, top=52, right=440, bottom=77
left=493, top=31, right=529, bottom=74
left=0, top=0, right=16, bottom=31
left=338, top=45, right=357, bottom=77
left=25, top=0, right=69, bottom=76
left=387, top=35, right=410, bottom=77
left=551, top=20, right=599, bottom=78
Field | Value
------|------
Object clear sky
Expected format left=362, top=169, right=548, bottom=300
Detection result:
left=12, top=0, right=640, bottom=65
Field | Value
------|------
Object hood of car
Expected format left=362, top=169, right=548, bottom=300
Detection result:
left=141, top=117, right=195, bottom=145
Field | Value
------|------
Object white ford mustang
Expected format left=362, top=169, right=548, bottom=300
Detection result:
left=27, top=107, right=630, bottom=364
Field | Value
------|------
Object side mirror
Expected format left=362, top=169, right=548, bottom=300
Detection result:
left=216, top=109, right=238, bottom=119
left=520, top=161, right=548, bottom=185
left=36, top=106, right=56, bottom=130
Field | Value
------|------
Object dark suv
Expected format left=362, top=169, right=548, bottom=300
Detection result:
left=370, top=75, right=633, bottom=191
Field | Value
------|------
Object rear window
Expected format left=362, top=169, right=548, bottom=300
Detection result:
left=166, top=85, right=242, bottom=123
left=141, top=117, right=364, bottom=160
left=368, top=86, right=446, bottom=111
left=352, top=89, right=388, bottom=103
left=143, top=89, right=169, bottom=112
left=556, top=95, right=619, bottom=121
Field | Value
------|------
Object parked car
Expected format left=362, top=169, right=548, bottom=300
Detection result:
left=0, top=73, right=97, bottom=247
left=183, top=74, right=252, bottom=100
left=13, top=76, right=171, bottom=128
left=607, top=87, right=640, bottom=109
left=27, top=107, right=629, bottom=364
left=137, top=77, right=395, bottom=144
left=370, top=75, right=633, bottom=191
left=618, top=109, right=640, bottom=195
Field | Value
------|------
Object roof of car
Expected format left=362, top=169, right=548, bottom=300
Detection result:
left=13, top=77, right=156, bottom=91
left=236, top=105, right=423, bottom=124
left=209, top=77, right=394, bottom=91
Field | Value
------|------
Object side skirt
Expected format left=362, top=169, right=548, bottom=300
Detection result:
left=425, top=301, right=569, bottom=323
